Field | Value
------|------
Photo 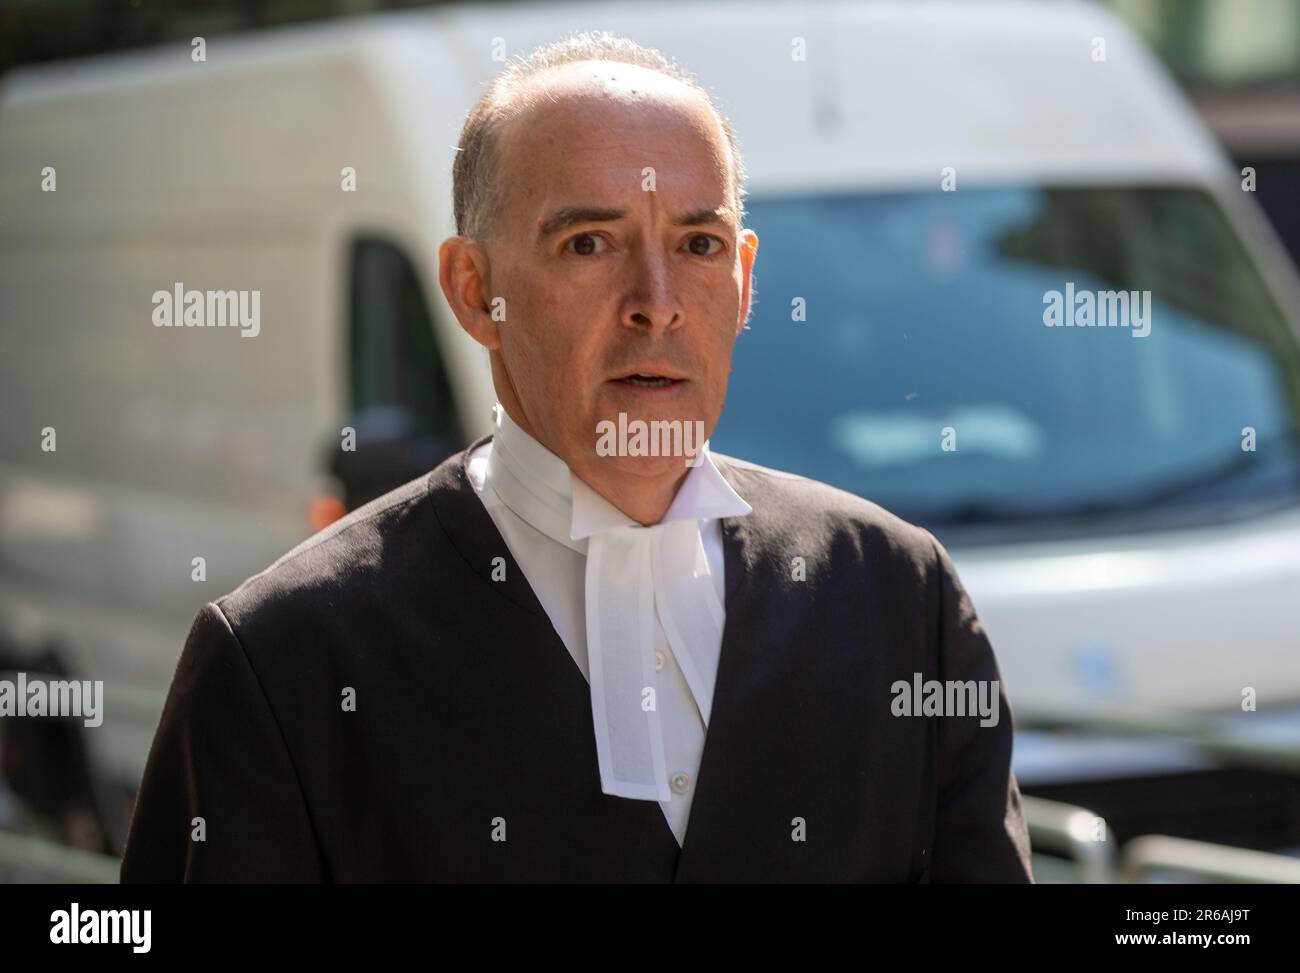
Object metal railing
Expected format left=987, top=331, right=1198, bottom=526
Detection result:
left=1120, top=835, right=1300, bottom=883
left=1022, top=795, right=1117, bottom=883
left=1023, top=796, right=1300, bottom=883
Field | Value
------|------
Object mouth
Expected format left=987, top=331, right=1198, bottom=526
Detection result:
left=616, top=374, right=684, bottom=388
left=612, top=368, right=689, bottom=389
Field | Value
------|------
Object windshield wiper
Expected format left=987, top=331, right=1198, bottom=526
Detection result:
left=921, top=432, right=1300, bottom=528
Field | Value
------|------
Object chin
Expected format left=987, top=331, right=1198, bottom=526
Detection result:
left=599, top=452, right=696, bottom=480
left=586, top=402, right=713, bottom=475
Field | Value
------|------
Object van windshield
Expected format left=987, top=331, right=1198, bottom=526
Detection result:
left=713, top=187, right=1300, bottom=536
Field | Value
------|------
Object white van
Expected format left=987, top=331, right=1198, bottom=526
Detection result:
left=3, top=0, right=1299, bottom=853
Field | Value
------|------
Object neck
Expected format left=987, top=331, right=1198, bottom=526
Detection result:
left=576, top=461, right=688, bottom=526
left=494, top=394, right=688, bottom=527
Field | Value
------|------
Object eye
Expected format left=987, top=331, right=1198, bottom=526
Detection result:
left=565, top=232, right=608, bottom=256
left=684, top=234, right=724, bottom=257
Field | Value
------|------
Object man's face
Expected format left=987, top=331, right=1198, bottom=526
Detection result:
left=475, top=63, right=758, bottom=484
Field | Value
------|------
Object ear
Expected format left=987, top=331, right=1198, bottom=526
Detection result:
left=438, top=236, right=502, bottom=350
left=735, top=228, right=760, bottom=336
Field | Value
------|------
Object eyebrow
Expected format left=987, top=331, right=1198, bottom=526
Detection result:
left=535, top=204, right=736, bottom=244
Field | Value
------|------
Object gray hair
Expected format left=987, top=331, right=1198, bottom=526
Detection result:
left=452, top=31, right=748, bottom=246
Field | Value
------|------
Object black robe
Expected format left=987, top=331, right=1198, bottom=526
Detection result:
left=120, top=438, right=1033, bottom=882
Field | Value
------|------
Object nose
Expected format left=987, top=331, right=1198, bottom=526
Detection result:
left=621, top=245, right=683, bottom=337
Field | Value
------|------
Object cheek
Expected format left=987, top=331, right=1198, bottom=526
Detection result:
left=702, top=308, right=742, bottom=365
left=505, top=282, right=561, bottom=361
left=507, top=293, right=599, bottom=402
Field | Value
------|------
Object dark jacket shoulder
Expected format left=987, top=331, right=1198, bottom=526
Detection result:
left=215, top=465, right=441, bottom=631
left=711, top=451, right=943, bottom=585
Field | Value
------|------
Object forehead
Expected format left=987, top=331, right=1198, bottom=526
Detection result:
left=495, top=62, right=734, bottom=215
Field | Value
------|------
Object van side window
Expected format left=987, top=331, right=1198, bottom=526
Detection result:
left=339, top=238, right=463, bottom=507
left=349, top=238, right=460, bottom=442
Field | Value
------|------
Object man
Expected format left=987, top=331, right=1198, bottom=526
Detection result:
left=121, top=32, right=1033, bottom=882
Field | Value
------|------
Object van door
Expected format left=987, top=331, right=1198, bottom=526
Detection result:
left=332, top=237, right=465, bottom=509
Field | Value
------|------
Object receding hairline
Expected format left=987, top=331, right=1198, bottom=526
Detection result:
left=506, top=57, right=711, bottom=108
left=452, top=36, right=748, bottom=245
left=492, top=65, right=738, bottom=222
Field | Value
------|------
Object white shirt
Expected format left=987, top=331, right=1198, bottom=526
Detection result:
left=466, top=404, right=751, bottom=846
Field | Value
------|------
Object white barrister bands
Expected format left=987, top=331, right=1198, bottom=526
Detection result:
left=651, top=518, right=724, bottom=729
left=583, top=524, right=671, bottom=800
left=569, top=443, right=751, bottom=802
left=473, top=402, right=751, bottom=809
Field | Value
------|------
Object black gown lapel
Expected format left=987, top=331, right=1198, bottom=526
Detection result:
left=671, top=456, right=759, bottom=882
left=429, top=437, right=685, bottom=873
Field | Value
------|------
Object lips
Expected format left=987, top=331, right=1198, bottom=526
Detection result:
left=618, top=374, right=681, bottom=388
left=612, top=366, right=689, bottom=388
